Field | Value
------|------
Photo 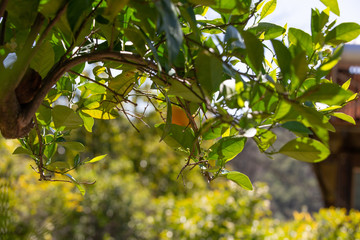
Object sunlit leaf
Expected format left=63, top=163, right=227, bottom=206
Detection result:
left=320, top=0, right=340, bottom=16
left=208, top=136, right=246, bottom=165
left=332, top=112, right=356, bottom=125
left=279, top=137, right=330, bottom=163
left=225, top=171, right=253, bottom=190
left=260, top=0, right=276, bottom=20
left=325, top=23, right=360, bottom=45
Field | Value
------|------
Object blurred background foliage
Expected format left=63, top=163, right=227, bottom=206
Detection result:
left=0, top=113, right=360, bottom=239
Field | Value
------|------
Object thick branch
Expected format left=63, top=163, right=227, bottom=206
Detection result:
left=0, top=0, right=8, bottom=19
left=21, top=51, right=158, bottom=133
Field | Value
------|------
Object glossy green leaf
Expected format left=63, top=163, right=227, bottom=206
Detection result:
left=226, top=171, right=253, bottom=190
left=208, top=136, right=246, bottom=165
left=248, top=22, right=285, bottom=40
left=52, top=105, right=83, bottom=129
left=260, top=0, right=276, bottom=20
left=320, top=0, right=340, bottom=16
left=195, top=50, right=223, bottom=95
left=325, top=23, right=360, bottom=45
left=332, top=112, right=356, bottom=125
left=279, top=137, right=330, bottom=163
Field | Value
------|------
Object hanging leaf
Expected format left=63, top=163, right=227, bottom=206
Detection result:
left=242, top=31, right=264, bottom=73
left=332, top=112, right=356, bottom=125
left=279, top=137, right=330, bottom=163
left=208, top=136, right=247, bottom=166
left=225, top=171, right=253, bottom=190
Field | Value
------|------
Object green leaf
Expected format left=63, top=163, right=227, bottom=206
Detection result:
left=65, top=174, right=86, bottom=195
left=242, top=31, right=264, bottom=73
left=291, top=51, right=308, bottom=92
left=78, top=111, right=94, bottom=132
left=226, top=171, right=253, bottom=190
left=271, top=40, right=292, bottom=79
left=342, top=78, right=351, bottom=90
left=103, top=0, right=129, bottom=20
left=320, top=0, right=340, bottom=16
left=67, top=0, right=92, bottom=31
left=202, top=123, right=230, bottom=140
left=279, top=137, right=330, bottom=163
left=30, top=41, right=55, bottom=78
left=167, top=79, right=203, bottom=103
left=13, top=146, right=32, bottom=155
left=325, top=23, right=360, bottom=45
left=108, top=70, right=136, bottom=99
left=299, top=83, right=353, bottom=106
left=155, top=0, right=183, bottom=63
left=195, top=50, right=223, bottom=95
left=288, top=28, right=312, bottom=56
left=281, top=121, right=312, bottom=134
left=260, top=0, right=276, bottom=20
left=85, top=154, right=107, bottom=163
left=208, top=136, right=247, bottom=165
left=36, top=104, right=52, bottom=126
left=210, top=0, right=251, bottom=15
left=52, top=105, right=83, bottom=130
left=156, top=124, right=196, bottom=151
left=332, top=112, right=356, bottom=125
left=248, top=22, right=285, bottom=40
left=160, top=95, right=172, bottom=141
left=58, top=141, right=85, bottom=152
left=81, top=109, right=118, bottom=120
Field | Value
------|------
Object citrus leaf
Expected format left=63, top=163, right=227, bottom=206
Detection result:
left=52, top=105, right=83, bottom=130
left=332, top=112, right=356, bottom=125
left=225, top=171, right=253, bottom=190
left=260, top=0, right=276, bottom=20
left=279, top=137, right=330, bottom=163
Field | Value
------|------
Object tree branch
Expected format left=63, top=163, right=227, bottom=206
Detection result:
left=0, top=0, right=8, bottom=19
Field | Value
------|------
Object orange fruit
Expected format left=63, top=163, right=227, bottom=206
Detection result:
left=171, top=105, right=189, bottom=126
